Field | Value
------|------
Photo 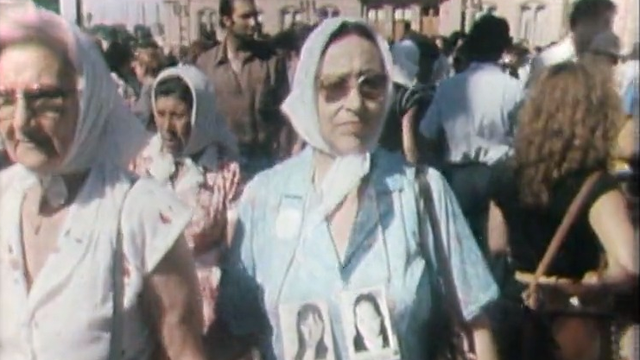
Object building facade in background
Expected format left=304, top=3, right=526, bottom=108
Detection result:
left=51, top=0, right=637, bottom=53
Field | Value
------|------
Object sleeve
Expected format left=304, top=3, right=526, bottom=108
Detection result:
left=419, top=86, right=444, bottom=139
left=121, top=179, right=193, bottom=274
left=216, top=177, right=271, bottom=338
left=424, top=169, right=499, bottom=321
left=584, top=173, right=622, bottom=209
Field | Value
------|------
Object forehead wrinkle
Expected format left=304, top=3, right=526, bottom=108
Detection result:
left=0, top=45, right=68, bottom=88
left=318, top=40, right=384, bottom=78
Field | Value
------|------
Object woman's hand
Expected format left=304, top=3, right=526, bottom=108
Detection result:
left=143, top=236, right=207, bottom=360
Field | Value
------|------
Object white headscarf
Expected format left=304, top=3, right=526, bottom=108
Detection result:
left=281, top=17, right=394, bottom=220
left=145, top=65, right=239, bottom=185
left=0, top=7, right=150, bottom=206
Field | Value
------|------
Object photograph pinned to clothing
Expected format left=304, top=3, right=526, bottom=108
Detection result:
left=339, top=287, right=400, bottom=360
left=279, top=300, right=337, bottom=360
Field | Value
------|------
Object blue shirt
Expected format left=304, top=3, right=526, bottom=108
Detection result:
left=218, top=148, right=498, bottom=360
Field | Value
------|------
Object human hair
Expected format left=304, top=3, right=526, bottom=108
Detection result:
left=569, top=0, right=616, bottom=30
left=402, top=20, right=411, bottom=33
left=513, top=60, right=623, bottom=207
left=134, top=47, right=165, bottom=78
left=324, top=22, right=378, bottom=54
left=219, top=0, right=256, bottom=28
left=104, top=40, right=134, bottom=75
left=154, top=75, right=194, bottom=112
left=352, top=293, right=390, bottom=352
left=294, top=303, right=328, bottom=360
left=465, top=14, right=511, bottom=63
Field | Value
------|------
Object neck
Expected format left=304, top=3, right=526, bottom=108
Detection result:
left=39, top=171, right=90, bottom=213
left=226, top=34, right=247, bottom=56
left=312, top=150, right=335, bottom=189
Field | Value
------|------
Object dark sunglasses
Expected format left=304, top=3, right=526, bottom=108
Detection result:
left=317, top=73, right=388, bottom=102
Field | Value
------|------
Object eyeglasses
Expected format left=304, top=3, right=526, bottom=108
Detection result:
left=0, top=85, right=74, bottom=122
left=317, top=73, right=389, bottom=102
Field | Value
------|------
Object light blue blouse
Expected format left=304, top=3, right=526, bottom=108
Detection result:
left=218, top=148, right=498, bottom=360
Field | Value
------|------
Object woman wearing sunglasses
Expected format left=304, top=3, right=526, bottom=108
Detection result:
left=212, top=18, right=500, bottom=360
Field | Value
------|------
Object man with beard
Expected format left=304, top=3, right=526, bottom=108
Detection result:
left=196, top=0, right=290, bottom=182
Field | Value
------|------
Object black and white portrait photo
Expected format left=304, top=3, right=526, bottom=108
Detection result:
left=279, top=301, right=336, bottom=360
left=340, top=287, right=400, bottom=360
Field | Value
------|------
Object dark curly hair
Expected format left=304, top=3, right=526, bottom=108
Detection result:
left=513, top=60, right=624, bottom=207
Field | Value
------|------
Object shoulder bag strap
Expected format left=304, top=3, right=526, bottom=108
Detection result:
left=526, top=172, right=603, bottom=309
left=415, top=167, right=473, bottom=351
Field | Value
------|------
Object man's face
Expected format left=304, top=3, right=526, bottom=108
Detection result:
left=223, top=0, right=260, bottom=42
left=574, top=9, right=616, bottom=53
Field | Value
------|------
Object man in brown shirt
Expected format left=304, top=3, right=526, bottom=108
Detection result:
left=196, top=0, right=290, bottom=181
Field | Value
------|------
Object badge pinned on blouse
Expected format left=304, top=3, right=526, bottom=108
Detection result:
left=339, top=286, right=400, bottom=360
left=275, top=207, right=303, bottom=240
left=278, top=300, right=337, bottom=360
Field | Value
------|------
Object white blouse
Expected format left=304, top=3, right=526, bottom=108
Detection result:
left=0, top=163, right=191, bottom=360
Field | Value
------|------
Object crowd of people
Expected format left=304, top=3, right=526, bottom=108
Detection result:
left=0, top=0, right=637, bottom=359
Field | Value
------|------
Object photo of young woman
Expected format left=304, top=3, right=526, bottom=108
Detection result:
left=352, top=293, right=391, bottom=353
left=295, top=303, right=330, bottom=360
left=279, top=301, right=336, bottom=360
left=340, top=287, right=400, bottom=360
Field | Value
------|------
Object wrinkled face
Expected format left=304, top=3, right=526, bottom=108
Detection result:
left=223, top=0, right=260, bottom=42
left=0, top=42, right=79, bottom=173
left=154, top=95, right=191, bottom=155
left=355, top=300, right=383, bottom=342
left=574, top=10, right=616, bottom=53
left=316, top=34, right=388, bottom=156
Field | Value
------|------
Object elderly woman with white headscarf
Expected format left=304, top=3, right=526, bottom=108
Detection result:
left=131, top=64, right=241, bottom=333
left=215, top=18, right=500, bottom=360
left=0, top=6, right=206, bottom=360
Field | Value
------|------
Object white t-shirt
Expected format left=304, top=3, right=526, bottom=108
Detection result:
left=0, top=163, right=191, bottom=360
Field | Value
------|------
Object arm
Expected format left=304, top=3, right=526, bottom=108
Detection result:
left=469, top=314, right=500, bottom=360
left=418, top=90, right=446, bottom=167
left=614, top=118, right=637, bottom=161
left=401, top=106, right=419, bottom=164
left=487, top=201, right=509, bottom=257
left=144, top=237, right=207, bottom=360
left=425, top=170, right=500, bottom=360
left=587, top=190, right=638, bottom=291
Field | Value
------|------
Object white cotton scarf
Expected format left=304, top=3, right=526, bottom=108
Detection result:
left=0, top=7, right=150, bottom=207
left=145, top=65, right=238, bottom=188
left=281, top=17, right=394, bottom=221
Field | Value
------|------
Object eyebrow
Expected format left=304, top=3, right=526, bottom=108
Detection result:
left=0, top=85, right=69, bottom=99
left=318, top=69, right=385, bottom=80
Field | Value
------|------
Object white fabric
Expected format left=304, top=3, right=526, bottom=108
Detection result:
left=390, top=39, right=420, bottom=87
left=280, top=17, right=394, bottom=221
left=146, top=64, right=238, bottom=185
left=0, top=8, right=189, bottom=360
left=526, top=36, right=577, bottom=88
left=420, top=62, right=524, bottom=165
left=0, top=164, right=191, bottom=360
left=0, top=8, right=150, bottom=207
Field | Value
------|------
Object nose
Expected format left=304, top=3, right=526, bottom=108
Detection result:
left=343, top=85, right=365, bottom=112
left=13, top=95, right=32, bottom=133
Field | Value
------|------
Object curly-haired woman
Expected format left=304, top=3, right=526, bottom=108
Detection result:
left=487, top=61, right=637, bottom=360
